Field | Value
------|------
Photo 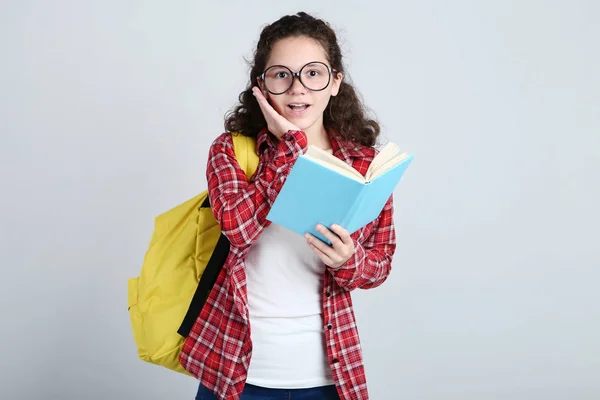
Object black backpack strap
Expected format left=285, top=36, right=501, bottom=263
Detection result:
left=177, top=197, right=232, bottom=337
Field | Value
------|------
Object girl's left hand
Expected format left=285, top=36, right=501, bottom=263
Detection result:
left=305, top=224, right=355, bottom=269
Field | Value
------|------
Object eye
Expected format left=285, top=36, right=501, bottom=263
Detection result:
left=307, top=69, right=319, bottom=77
left=265, top=66, right=290, bottom=80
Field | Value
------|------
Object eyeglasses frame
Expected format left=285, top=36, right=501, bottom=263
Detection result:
left=257, top=61, right=340, bottom=95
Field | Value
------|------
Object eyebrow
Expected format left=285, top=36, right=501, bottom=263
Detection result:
left=264, top=60, right=330, bottom=70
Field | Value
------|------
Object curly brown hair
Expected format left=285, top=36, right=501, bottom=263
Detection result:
left=224, top=12, right=380, bottom=147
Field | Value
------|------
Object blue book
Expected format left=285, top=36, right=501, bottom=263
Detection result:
left=266, top=143, right=414, bottom=244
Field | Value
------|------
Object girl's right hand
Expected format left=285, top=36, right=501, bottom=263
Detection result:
left=252, top=86, right=300, bottom=139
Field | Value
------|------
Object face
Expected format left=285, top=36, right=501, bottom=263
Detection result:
left=259, top=36, right=343, bottom=134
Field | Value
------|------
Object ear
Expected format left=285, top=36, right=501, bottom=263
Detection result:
left=330, top=71, right=343, bottom=96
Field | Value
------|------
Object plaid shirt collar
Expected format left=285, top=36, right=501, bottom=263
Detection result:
left=256, top=128, right=369, bottom=163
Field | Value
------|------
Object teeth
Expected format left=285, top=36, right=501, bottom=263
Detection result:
left=289, top=104, right=308, bottom=107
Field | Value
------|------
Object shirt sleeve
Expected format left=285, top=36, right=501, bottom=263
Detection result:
left=327, top=194, right=397, bottom=291
left=206, top=130, right=308, bottom=250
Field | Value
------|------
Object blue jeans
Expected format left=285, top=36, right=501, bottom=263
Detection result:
left=195, top=382, right=341, bottom=400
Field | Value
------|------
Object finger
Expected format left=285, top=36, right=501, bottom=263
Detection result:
left=315, top=224, right=345, bottom=251
left=253, top=88, right=284, bottom=131
left=252, top=86, right=265, bottom=101
left=254, top=87, right=288, bottom=122
left=307, top=240, right=334, bottom=266
left=328, top=224, right=353, bottom=245
left=252, top=87, right=274, bottom=113
left=305, top=233, right=338, bottom=260
left=252, top=86, right=268, bottom=114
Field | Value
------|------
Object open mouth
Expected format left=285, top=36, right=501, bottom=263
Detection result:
left=288, top=103, right=311, bottom=112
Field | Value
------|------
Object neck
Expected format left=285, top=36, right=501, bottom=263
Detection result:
left=304, top=122, right=331, bottom=151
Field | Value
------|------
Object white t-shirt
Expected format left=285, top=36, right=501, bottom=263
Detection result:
left=244, top=223, right=334, bottom=388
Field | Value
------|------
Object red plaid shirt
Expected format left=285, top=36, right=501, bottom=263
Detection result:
left=179, top=129, right=396, bottom=400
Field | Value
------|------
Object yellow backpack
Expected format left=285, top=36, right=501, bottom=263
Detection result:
left=127, top=133, right=259, bottom=375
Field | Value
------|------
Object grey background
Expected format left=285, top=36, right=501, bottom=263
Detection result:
left=1, top=1, right=598, bottom=399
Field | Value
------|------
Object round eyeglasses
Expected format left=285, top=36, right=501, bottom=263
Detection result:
left=258, top=61, right=339, bottom=95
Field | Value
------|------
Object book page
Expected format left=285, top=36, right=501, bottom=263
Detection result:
left=304, top=146, right=365, bottom=182
left=367, top=143, right=398, bottom=175
left=367, top=152, right=411, bottom=180
left=366, top=142, right=405, bottom=181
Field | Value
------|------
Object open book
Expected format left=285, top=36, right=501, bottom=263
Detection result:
left=266, top=142, right=414, bottom=244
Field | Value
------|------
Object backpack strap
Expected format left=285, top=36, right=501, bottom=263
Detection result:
left=177, top=133, right=259, bottom=338
left=231, top=133, right=259, bottom=180
left=199, top=133, right=259, bottom=209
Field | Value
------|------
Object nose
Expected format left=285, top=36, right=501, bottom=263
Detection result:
left=288, top=73, right=306, bottom=95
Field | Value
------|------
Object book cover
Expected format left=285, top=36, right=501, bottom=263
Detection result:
left=266, top=147, right=414, bottom=244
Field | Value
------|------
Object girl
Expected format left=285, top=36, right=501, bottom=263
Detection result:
left=180, top=11, right=397, bottom=400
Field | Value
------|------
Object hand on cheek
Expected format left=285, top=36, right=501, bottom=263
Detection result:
left=252, top=86, right=299, bottom=139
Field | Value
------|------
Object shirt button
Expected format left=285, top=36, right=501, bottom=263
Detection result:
left=327, top=324, right=332, bottom=330
left=326, top=291, right=331, bottom=297
left=332, top=358, right=339, bottom=364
